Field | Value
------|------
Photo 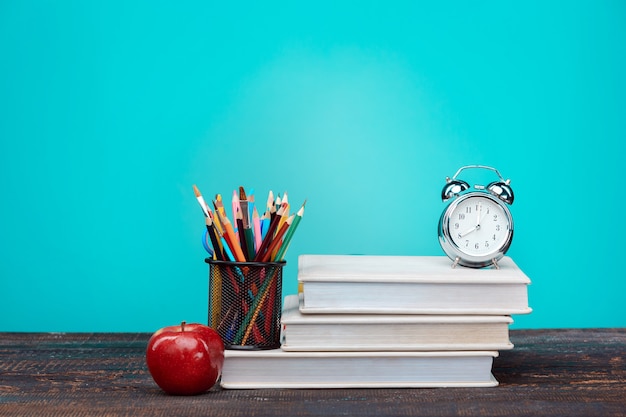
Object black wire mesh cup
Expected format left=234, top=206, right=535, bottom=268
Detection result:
left=205, top=259, right=285, bottom=350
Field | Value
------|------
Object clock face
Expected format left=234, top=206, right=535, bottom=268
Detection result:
left=439, top=193, right=513, bottom=266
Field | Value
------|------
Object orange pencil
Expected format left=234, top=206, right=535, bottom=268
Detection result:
left=215, top=209, right=247, bottom=262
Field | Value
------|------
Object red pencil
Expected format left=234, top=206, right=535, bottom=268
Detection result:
left=253, top=203, right=288, bottom=262
left=259, top=214, right=293, bottom=262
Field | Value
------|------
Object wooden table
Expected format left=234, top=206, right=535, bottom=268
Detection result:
left=1, top=329, right=624, bottom=416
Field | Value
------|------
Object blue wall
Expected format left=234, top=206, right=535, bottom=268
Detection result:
left=1, top=1, right=624, bottom=332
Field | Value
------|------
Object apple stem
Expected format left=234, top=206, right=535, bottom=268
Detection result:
left=181, top=321, right=186, bottom=332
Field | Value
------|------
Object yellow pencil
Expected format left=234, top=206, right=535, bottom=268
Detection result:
left=275, top=202, right=290, bottom=236
left=212, top=194, right=226, bottom=235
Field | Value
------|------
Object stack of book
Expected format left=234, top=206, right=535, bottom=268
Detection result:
left=220, top=255, right=532, bottom=389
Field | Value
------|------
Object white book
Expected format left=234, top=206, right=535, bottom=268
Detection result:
left=220, top=349, right=499, bottom=389
left=298, top=255, right=531, bottom=315
left=280, top=294, right=513, bottom=351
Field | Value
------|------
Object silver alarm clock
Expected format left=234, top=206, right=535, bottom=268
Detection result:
left=438, top=165, right=514, bottom=269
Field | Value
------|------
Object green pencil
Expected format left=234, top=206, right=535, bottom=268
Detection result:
left=274, top=200, right=305, bottom=261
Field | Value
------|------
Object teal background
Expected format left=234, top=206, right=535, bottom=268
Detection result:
left=1, top=1, right=624, bottom=332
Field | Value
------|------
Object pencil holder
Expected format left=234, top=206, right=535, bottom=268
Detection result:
left=205, top=259, right=285, bottom=350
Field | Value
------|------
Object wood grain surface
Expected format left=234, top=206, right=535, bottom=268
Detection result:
left=1, top=329, right=624, bottom=416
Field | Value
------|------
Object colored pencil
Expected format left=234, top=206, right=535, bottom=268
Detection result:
left=253, top=202, right=288, bottom=261
left=219, top=235, right=235, bottom=261
left=239, top=186, right=255, bottom=261
left=252, top=206, right=262, bottom=253
left=236, top=266, right=279, bottom=345
left=274, top=194, right=282, bottom=215
left=235, top=206, right=249, bottom=260
left=276, top=202, right=290, bottom=236
left=261, top=214, right=293, bottom=262
left=232, top=190, right=243, bottom=242
left=213, top=194, right=226, bottom=235
left=215, top=206, right=247, bottom=262
left=247, top=189, right=255, bottom=223
left=263, top=272, right=279, bottom=336
left=260, top=210, right=271, bottom=240
left=205, top=217, right=224, bottom=261
left=267, top=190, right=276, bottom=222
left=274, top=200, right=306, bottom=261
left=266, top=190, right=274, bottom=210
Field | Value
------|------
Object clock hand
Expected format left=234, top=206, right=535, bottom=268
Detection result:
left=458, top=225, right=478, bottom=238
left=459, top=205, right=484, bottom=238
left=477, top=204, right=489, bottom=226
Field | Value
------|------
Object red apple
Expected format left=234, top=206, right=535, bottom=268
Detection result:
left=146, top=321, right=224, bottom=395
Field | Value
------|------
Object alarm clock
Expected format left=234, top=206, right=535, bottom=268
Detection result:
left=438, top=165, right=514, bottom=269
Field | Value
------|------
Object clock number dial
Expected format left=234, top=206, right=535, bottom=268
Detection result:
left=447, top=195, right=510, bottom=257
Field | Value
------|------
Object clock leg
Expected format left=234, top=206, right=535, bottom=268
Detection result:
left=491, top=258, right=500, bottom=270
left=452, top=257, right=460, bottom=269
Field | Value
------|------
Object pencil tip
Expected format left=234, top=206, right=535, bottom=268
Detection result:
left=193, top=184, right=201, bottom=197
left=297, top=200, right=306, bottom=215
